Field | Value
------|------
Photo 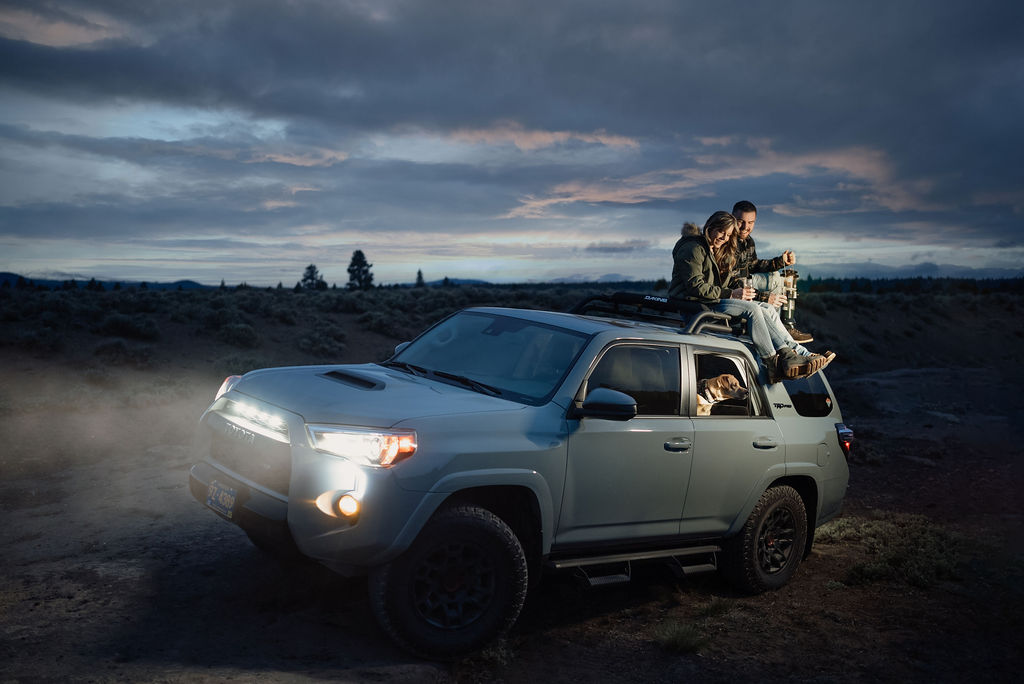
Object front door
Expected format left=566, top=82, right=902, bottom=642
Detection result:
left=557, top=344, right=694, bottom=546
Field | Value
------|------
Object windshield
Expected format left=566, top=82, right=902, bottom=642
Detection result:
left=384, top=311, right=591, bottom=405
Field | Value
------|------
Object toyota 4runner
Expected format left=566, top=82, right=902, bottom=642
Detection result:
left=189, top=293, right=851, bottom=657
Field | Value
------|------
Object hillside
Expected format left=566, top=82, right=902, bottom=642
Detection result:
left=1, top=285, right=1022, bottom=682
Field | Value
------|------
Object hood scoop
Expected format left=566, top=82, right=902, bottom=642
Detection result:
left=320, top=369, right=384, bottom=390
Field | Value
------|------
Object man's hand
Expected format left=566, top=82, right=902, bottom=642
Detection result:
left=782, top=250, right=796, bottom=266
left=766, top=293, right=787, bottom=307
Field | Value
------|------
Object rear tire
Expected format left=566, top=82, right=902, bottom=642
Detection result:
left=722, top=485, right=808, bottom=593
left=369, top=504, right=528, bottom=659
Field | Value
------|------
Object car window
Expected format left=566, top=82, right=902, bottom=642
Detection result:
left=782, top=374, right=835, bottom=417
left=694, top=352, right=755, bottom=417
left=586, top=345, right=680, bottom=416
left=393, top=311, right=590, bottom=405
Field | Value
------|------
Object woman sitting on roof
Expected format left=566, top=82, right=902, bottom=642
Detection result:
left=668, top=211, right=834, bottom=382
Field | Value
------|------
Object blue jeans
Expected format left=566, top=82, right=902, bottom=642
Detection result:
left=713, top=298, right=809, bottom=359
left=750, top=271, right=783, bottom=295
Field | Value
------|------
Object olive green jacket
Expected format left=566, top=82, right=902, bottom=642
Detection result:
left=668, top=234, right=729, bottom=304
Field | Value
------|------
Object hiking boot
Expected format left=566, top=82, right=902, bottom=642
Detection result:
left=786, top=325, right=814, bottom=343
left=804, top=351, right=837, bottom=375
left=773, top=347, right=811, bottom=381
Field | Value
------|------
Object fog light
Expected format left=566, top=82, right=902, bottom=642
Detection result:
left=338, top=494, right=360, bottom=517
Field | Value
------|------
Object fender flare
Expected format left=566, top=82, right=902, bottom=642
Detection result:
left=388, top=469, right=555, bottom=558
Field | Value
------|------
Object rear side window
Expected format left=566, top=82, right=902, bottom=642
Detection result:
left=694, top=352, right=759, bottom=417
left=782, top=374, right=835, bottom=417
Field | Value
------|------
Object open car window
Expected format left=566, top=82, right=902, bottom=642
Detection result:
left=693, top=352, right=760, bottom=417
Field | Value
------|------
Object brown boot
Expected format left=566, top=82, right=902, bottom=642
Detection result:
left=801, top=350, right=837, bottom=376
left=773, top=347, right=811, bottom=381
left=787, top=325, right=814, bottom=344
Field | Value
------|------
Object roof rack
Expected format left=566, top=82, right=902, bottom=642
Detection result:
left=569, top=292, right=738, bottom=336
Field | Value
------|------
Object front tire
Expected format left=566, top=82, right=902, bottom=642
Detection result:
left=722, top=485, right=808, bottom=593
left=369, top=504, right=528, bottom=659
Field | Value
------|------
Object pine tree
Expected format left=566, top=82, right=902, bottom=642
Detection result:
left=347, top=250, right=374, bottom=290
left=415, top=269, right=426, bottom=287
left=301, top=264, right=327, bottom=290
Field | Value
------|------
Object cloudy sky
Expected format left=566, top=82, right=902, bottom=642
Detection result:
left=1, top=0, right=1021, bottom=286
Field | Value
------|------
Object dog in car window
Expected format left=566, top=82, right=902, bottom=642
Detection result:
left=696, top=374, right=749, bottom=415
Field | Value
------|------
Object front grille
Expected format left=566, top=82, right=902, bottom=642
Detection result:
left=210, top=425, right=292, bottom=495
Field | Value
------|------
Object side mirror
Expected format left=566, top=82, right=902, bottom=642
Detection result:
left=394, top=341, right=411, bottom=355
left=569, top=388, right=637, bottom=421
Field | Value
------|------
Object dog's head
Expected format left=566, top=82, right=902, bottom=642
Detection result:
left=706, top=373, right=749, bottom=402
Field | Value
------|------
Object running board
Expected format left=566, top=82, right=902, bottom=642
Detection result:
left=548, top=545, right=720, bottom=586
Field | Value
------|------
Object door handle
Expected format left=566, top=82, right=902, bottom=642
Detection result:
left=753, top=436, right=778, bottom=449
left=664, top=437, right=692, bottom=452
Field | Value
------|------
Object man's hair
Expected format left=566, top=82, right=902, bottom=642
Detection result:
left=732, top=200, right=757, bottom=217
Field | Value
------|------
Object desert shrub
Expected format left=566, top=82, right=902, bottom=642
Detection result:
left=298, top=323, right=347, bottom=359
left=235, top=291, right=269, bottom=315
left=217, top=323, right=260, bottom=348
left=800, top=294, right=827, bottom=316
left=272, top=306, right=298, bottom=325
left=199, top=303, right=245, bottom=331
left=94, top=312, right=160, bottom=340
left=358, top=310, right=412, bottom=339
left=13, top=328, right=65, bottom=353
left=93, top=339, right=154, bottom=368
left=112, top=290, right=162, bottom=314
left=816, top=512, right=964, bottom=588
left=695, top=597, right=732, bottom=619
left=314, top=291, right=366, bottom=314
left=213, top=354, right=268, bottom=376
left=652, top=620, right=706, bottom=654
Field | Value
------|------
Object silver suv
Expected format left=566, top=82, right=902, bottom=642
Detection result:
left=189, top=293, right=851, bottom=657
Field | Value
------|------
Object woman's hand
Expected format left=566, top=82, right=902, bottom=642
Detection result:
left=730, top=286, right=755, bottom=301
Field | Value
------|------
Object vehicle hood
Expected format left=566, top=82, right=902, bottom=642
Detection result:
left=229, top=363, right=523, bottom=427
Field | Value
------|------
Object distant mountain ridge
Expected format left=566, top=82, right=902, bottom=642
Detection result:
left=0, top=273, right=211, bottom=291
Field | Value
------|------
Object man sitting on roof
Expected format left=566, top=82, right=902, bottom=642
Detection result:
left=729, top=200, right=813, bottom=343
left=668, top=211, right=834, bottom=383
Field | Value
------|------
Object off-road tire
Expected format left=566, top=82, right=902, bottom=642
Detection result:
left=368, top=504, right=528, bottom=659
left=722, top=485, right=808, bottom=593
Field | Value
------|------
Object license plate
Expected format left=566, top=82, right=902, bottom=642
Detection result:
left=206, top=480, right=238, bottom=519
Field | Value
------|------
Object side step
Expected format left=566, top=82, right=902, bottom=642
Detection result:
left=548, top=545, right=720, bottom=587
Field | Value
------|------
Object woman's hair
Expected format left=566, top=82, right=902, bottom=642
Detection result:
left=702, top=211, right=739, bottom=279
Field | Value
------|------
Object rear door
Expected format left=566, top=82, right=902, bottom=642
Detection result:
left=557, top=343, right=695, bottom=546
left=681, top=347, right=786, bottom=537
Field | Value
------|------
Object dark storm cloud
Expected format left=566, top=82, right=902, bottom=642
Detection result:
left=1, top=0, right=1022, bottom=281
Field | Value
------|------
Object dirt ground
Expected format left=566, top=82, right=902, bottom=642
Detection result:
left=1, top=298, right=1023, bottom=683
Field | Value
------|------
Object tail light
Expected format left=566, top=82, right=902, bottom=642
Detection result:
left=835, top=423, right=854, bottom=456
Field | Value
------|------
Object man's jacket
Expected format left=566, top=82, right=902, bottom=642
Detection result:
left=668, top=234, right=729, bottom=304
left=729, top=236, right=786, bottom=286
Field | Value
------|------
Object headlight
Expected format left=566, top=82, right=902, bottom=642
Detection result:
left=306, top=425, right=417, bottom=467
left=214, top=375, right=242, bottom=401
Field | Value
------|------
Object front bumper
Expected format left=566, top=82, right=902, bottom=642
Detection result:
left=189, top=461, right=294, bottom=549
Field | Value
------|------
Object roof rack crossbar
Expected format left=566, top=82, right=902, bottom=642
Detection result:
left=569, top=292, right=741, bottom=337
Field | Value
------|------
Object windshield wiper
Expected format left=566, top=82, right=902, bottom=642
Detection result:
left=431, top=370, right=503, bottom=397
left=381, top=360, right=429, bottom=377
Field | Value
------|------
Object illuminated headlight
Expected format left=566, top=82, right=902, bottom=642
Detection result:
left=306, top=425, right=417, bottom=467
left=223, top=400, right=290, bottom=443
